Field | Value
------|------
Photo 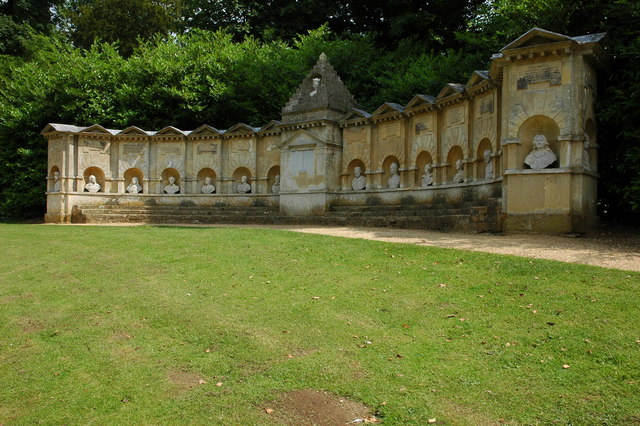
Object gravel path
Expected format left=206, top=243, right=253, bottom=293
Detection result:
left=274, top=225, right=640, bottom=272
left=56, top=223, right=640, bottom=272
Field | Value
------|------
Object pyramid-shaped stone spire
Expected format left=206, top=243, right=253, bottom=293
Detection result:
left=281, top=53, right=357, bottom=123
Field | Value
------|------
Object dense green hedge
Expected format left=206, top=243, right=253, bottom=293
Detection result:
left=1, top=1, right=639, bottom=221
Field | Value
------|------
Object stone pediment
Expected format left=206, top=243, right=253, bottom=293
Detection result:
left=405, top=95, right=436, bottom=109
left=340, top=109, right=371, bottom=121
left=278, top=129, right=333, bottom=150
left=41, top=123, right=87, bottom=134
left=372, top=102, right=404, bottom=116
left=225, top=123, right=258, bottom=135
left=190, top=124, right=222, bottom=136
left=155, top=126, right=185, bottom=136
left=500, top=28, right=572, bottom=52
left=466, top=71, right=490, bottom=87
left=436, top=84, right=465, bottom=99
left=258, top=120, right=282, bottom=134
left=119, top=126, right=149, bottom=135
left=83, top=124, right=114, bottom=134
left=281, top=53, right=357, bottom=123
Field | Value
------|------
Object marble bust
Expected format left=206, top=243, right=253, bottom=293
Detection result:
left=352, top=166, right=366, bottom=190
left=85, top=175, right=101, bottom=193
left=525, top=134, right=557, bottom=169
left=272, top=175, right=280, bottom=193
left=164, top=176, right=180, bottom=194
left=421, top=163, right=433, bottom=187
left=310, top=77, right=321, bottom=97
left=484, top=149, right=494, bottom=179
left=388, top=162, right=400, bottom=189
left=126, top=176, right=143, bottom=193
left=237, top=175, right=251, bottom=193
left=453, top=159, right=464, bottom=183
left=201, top=177, right=216, bottom=194
left=52, top=171, right=61, bottom=192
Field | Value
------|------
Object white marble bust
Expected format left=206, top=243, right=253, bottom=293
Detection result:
left=52, top=171, right=61, bottom=192
left=164, top=176, right=180, bottom=194
left=201, top=177, right=216, bottom=194
left=483, top=149, right=494, bottom=179
left=272, top=175, right=280, bottom=194
left=237, top=175, right=251, bottom=193
left=421, top=163, right=433, bottom=187
left=453, top=159, right=464, bottom=183
left=127, top=176, right=143, bottom=193
left=310, top=77, right=321, bottom=97
left=388, top=162, right=400, bottom=189
left=85, top=174, right=101, bottom=193
left=525, top=134, right=557, bottom=169
left=352, top=166, right=366, bottom=190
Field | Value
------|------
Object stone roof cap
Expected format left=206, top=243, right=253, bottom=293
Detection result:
left=281, top=53, right=357, bottom=121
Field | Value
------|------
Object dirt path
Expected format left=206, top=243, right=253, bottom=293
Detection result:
left=273, top=225, right=640, bottom=272
left=54, top=223, right=640, bottom=272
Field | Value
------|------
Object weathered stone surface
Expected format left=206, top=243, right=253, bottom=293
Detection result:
left=43, top=28, right=605, bottom=233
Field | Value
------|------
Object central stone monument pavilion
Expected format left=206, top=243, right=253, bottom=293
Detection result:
left=42, top=28, right=606, bottom=233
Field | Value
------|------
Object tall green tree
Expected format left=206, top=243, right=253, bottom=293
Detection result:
left=66, top=0, right=182, bottom=56
left=0, top=0, right=64, bottom=55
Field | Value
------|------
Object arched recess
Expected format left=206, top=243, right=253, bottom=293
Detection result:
left=49, top=166, right=60, bottom=192
left=476, top=139, right=493, bottom=180
left=161, top=168, right=181, bottom=193
left=267, top=165, right=280, bottom=193
left=517, top=115, right=560, bottom=168
left=83, top=166, right=105, bottom=192
left=124, top=168, right=144, bottom=193
left=415, top=151, right=433, bottom=186
left=233, top=167, right=252, bottom=193
left=197, top=168, right=216, bottom=193
left=584, top=119, right=597, bottom=171
left=382, top=155, right=400, bottom=188
left=446, top=146, right=464, bottom=183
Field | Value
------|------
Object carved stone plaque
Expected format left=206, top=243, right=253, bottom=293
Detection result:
left=197, top=143, right=218, bottom=155
left=447, top=107, right=464, bottom=126
left=380, top=122, right=400, bottom=139
left=123, top=143, right=144, bottom=156
left=81, top=140, right=107, bottom=153
left=517, top=62, right=561, bottom=89
left=159, top=144, right=181, bottom=155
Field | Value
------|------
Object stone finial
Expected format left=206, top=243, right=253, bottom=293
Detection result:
left=281, top=52, right=357, bottom=122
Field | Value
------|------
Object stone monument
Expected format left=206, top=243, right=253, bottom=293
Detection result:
left=42, top=28, right=605, bottom=233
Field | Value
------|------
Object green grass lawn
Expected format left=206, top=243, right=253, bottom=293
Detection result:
left=0, top=224, right=638, bottom=425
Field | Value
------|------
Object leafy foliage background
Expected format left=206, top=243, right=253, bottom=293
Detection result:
left=0, top=0, right=638, bottom=220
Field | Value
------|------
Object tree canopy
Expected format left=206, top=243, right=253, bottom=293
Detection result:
left=0, top=0, right=639, bottom=220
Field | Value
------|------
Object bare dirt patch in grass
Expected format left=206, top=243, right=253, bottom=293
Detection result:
left=167, top=370, right=204, bottom=393
left=265, top=389, right=376, bottom=425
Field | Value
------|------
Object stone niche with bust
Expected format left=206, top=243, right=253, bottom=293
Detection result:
left=43, top=28, right=605, bottom=233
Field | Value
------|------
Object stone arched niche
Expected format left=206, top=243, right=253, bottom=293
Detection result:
left=517, top=115, right=560, bottom=168
left=197, top=168, right=216, bottom=193
left=233, top=167, right=252, bottom=193
left=267, top=165, right=280, bottom=193
left=83, top=166, right=105, bottom=192
left=49, top=166, right=61, bottom=192
left=161, top=168, right=181, bottom=194
left=124, top=168, right=144, bottom=193
left=446, top=146, right=464, bottom=183
left=476, top=138, right=493, bottom=180
left=415, top=151, right=433, bottom=186
left=382, top=155, right=400, bottom=189
left=347, top=159, right=366, bottom=190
